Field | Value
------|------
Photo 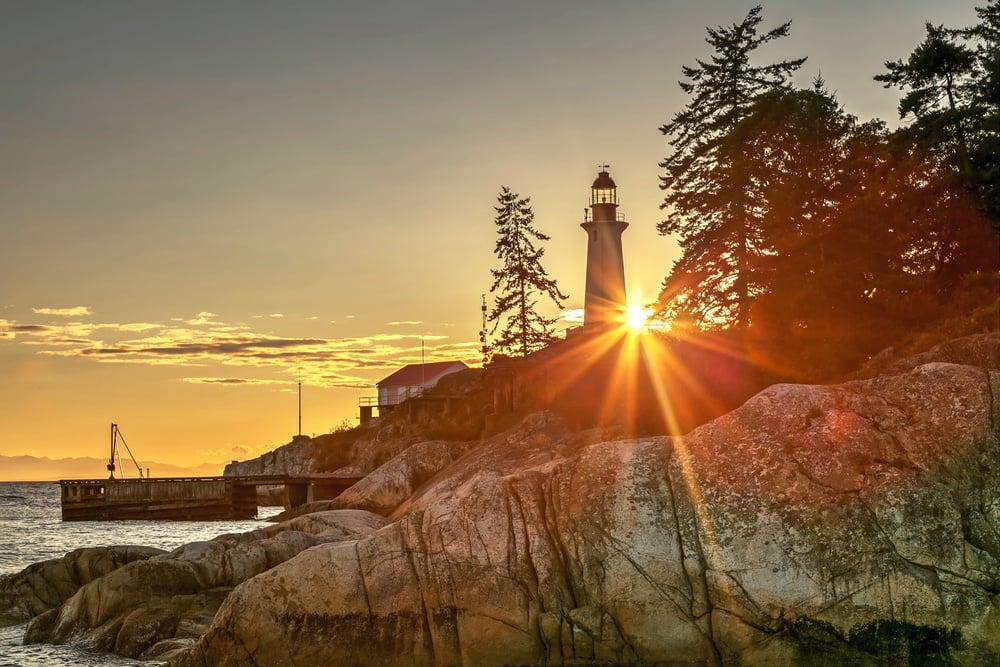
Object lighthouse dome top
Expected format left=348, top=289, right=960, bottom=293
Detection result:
left=590, top=167, right=618, bottom=207
left=592, top=170, right=616, bottom=190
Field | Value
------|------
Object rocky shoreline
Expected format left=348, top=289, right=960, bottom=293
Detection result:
left=2, top=334, right=998, bottom=665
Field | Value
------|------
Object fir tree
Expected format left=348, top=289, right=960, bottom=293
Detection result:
left=875, top=22, right=979, bottom=180
left=875, top=7, right=1000, bottom=280
left=961, top=2, right=1000, bottom=222
left=656, top=5, right=805, bottom=329
left=876, top=5, right=1000, bottom=224
left=736, top=83, right=903, bottom=377
left=487, top=186, right=568, bottom=358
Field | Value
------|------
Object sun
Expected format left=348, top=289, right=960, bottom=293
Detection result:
left=625, top=304, right=651, bottom=331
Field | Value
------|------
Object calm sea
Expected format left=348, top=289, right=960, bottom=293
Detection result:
left=0, top=481, right=281, bottom=667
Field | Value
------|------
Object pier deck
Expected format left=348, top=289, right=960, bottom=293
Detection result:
left=59, top=474, right=362, bottom=521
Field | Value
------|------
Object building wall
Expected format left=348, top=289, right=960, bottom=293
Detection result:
left=378, top=363, right=467, bottom=407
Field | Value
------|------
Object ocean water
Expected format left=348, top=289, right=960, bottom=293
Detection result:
left=0, top=481, right=281, bottom=666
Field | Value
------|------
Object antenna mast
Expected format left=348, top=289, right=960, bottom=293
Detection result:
left=480, top=294, right=488, bottom=364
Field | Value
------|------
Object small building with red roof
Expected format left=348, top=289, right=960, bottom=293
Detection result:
left=371, top=360, right=469, bottom=417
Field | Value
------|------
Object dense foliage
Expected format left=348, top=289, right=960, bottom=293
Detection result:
left=656, top=3, right=999, bottom=381
left=487, top=186, right=568, bottom=358
left=657, top=5, right=806, bottom=329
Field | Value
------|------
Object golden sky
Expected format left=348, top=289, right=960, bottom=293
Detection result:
left=0, top=1, right=978, bottom=474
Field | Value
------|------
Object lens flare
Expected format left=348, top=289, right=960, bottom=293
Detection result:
left=626, top=304, right=651, bottom=331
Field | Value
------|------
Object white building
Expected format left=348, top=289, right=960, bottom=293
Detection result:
left=360, top=361, right=469, bottom=421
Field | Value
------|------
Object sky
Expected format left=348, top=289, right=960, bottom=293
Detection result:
left=0, top=0, right=982, bottom=474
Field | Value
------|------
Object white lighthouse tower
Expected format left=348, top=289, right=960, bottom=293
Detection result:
left=581, top=166, right=628, bottom=329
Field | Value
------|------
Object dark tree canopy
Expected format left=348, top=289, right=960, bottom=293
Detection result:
left=876, top=6, right=1000, bottom=223
left=962, top=2, right=1000, bottom=221
left=487, top=186, right=567, bottom=358
left=651, top=5, right=997, bottom=383
left=875, top=23, right=979, bottom=180
left=657, top=5, right=806, bottom=329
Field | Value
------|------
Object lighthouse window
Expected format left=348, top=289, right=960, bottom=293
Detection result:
left=591, top=188, right=616, bottom=205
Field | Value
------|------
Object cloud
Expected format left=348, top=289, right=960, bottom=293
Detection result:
left=181, top=377, right=288, bottom=386
left=82, top=337, right=328, bottom=357
left=317, top=372, right=375, bottom=389
left=269, top=313, right=284, bottom=318
left=32, top=306, right=92, bottom=317
left=2, top=310, right=479, bottom=389
left=386, top=320, right=423, bottom=326
left=189, top=312, right=217, bottom=325
left=559, top=308, right=585, bottom=323
left=201, top=442, right=274, bottom=461
left=173, top=312, right=219, bottom=326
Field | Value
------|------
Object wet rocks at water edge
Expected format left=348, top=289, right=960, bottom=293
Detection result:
left=14, top=334, right=1000, bottom=665
left=22, top=510, right=387, bottom=662
left=0, top=545, right=164, bottom=626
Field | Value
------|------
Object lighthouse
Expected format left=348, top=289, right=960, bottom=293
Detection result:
left=581, top=166, right=628, bottom=329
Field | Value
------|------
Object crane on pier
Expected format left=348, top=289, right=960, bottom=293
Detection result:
left=107, top=423, right=144, bottom=480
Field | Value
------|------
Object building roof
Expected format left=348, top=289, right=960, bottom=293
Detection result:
left=377, top=361, right=469, bottom=387
left=591, top=169, right=616, bottom=189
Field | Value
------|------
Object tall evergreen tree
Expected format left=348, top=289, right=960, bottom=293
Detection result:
left=487, top=186, right=567, bottom=358
left=876, top=6, right=1000, bottom=223
left=957, top=2, right=1000, bottom=223
left=875, top=22, right=979, bottom=179
left=735, top=83, right=913, bottom=376
left=875, top=8, right=1000, bottom=288
left=738, top=85, right=859, bottom=330
left=656, top=5, right=806, bottom=329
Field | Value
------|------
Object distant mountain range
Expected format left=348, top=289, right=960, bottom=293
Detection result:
left=0, top=455, right=228, bottom=482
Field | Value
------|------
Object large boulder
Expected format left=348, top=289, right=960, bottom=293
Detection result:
left=267, top=439, right=478, bottom=521
left=857, top=331, right=1000, bottom=379
left=24, top=510, right=387, bottom=661
left=224, top=438, right=320, bottom=477
left=170, top=362, right=1000, bottom=666
left=0, top=545, right=164, bottom=626
left=883, top=332, right=1000, bottom=376
left=329, top=439, right=478, bottom=515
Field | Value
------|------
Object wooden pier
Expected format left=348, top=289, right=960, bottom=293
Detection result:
left=59, top=474, right=362, bottom=521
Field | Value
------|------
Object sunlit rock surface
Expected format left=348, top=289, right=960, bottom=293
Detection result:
left=327, top=439, right=479, bottom=516
left=169, top=358, right=999, bottom=666
left=223, top=438, right=321, bottom=477
left=18, top=334, right=1000, bottom=665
